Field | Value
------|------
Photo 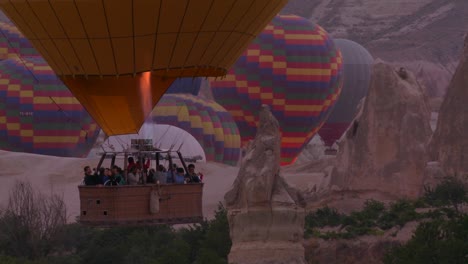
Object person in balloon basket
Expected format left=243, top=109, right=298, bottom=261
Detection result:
left=156, top=164, right=167, bottom=184
left=136, top=157, right=151, bottom=172
left=83, top=166, right=101, bottom=186
left=185, top=163, right=202, bottom=183
left=127, top=166, right=140, bottom=185
left=166, top=164, right=178, bottom=183
left=175, top=167, right=186, bottom=184
left=127, top=156, right=137, bottom=172
left=102, top=168, right=119, bottom=186
left=112, top=165, right=126, bottom=185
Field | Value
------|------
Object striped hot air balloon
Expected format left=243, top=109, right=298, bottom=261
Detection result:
left=151, top=94, right=240, bottom=166
left=0, top=56, right=100, bottom=157
left=210, top=15, right=344, bottom=165
left=318, top=39, right=373, bottom=147
left=0, top=20, right=37, bottom=59
left=0, top=0, right=290, bottom=136
left=165, top=77, right=203, bottom=96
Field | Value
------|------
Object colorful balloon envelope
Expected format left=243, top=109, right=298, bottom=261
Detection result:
left=210, top=15, right=344, bottom=165
left=151, top=94, right=240, bottom=166
left=165, top=77, right=203, bottom=96
left=0, top=19, right=37, bottom=59
left=0, top=56, right=100, bottom=157
left=318, top=39, right=373, bottom=147
left=0, top=0, right=289, bottom=136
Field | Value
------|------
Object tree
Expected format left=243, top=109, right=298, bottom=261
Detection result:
left=0, top=180, right=67, bottom=259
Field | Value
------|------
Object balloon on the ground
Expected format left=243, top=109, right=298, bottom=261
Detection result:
left=318, top=39, right=373, bottom=147
left=0, top=56, right=100, bottom=157
left=0, top=0, right=289, bottom=136
left=151, top=94, right=240, bottom=166
left=0, top=20, right=37, bottom=59
left=210, top=15, right=344, bottom=165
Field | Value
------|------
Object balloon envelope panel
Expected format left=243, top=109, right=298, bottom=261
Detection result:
left=210, top=15, right=343, bottom=165
left=0, top=0, right=290, bottom=136
left=151, top=94, right=240, bottom=166
left=318, top=39, right=373, bottom=147
left=0, top=20, right=37, bottom=59
left=0, top=0, right=289, bottom=78
left=0, top=57, right=100, bottom=157
left=165, top=77, right=202, bottom=96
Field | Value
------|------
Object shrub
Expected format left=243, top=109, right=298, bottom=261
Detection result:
left=384, top=215, right=468, bottom=264
left=305, top=206, right=343, bottom=228
left=377, top=200, right=420, bottom=230
left=423, top=176, right=467, bottom=213
left=0, top=180, right=67, bottom=259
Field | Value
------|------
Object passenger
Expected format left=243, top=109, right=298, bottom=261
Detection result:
left=97, top=167, right=106, bottom=184
left=83, top=166, right=100, bottom=186
left=185, top=163, right=202, bottom=183
left=166, top=164, right=177, bottom=183
left=103, top=168, right=119, bottom=186
left=136, top=157, right=151, bottom=172
left=127, top=156, right=137, bottom=172
left=175, top=167, right=186, bottom=184
left=127, top=166, right=139, bottom=185
left=156, top=164, right=167, bottom=184
left=147, top=168, right=156, bottom=184
left=139, top=167, right=147, bottom=184
left=112, top=165, right=126, bottom=185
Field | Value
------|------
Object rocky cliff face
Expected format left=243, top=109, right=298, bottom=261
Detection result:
left=330, top=63, right=432, bottom=198
left=281, top=0, right=467, bottom=98
left=429, top=36, right=468, bottom=181
left=225, top=105, right=306, bottom=264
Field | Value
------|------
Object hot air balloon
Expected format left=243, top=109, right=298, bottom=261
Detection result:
left=210, top=15, right=344, bottom=165
left=318, top=39, right=373, bottom=148
left=0, top=56, right=100, bottom=157
left=151, top=94, right=240, bottom=166
left=165, top=77, right=203, bottom=96
left=0, top=20, right=37, bottom=59
left=0, top=0, right=289, bottom=137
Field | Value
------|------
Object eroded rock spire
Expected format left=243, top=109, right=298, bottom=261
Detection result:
left=225, top=105, right=306, bottom=264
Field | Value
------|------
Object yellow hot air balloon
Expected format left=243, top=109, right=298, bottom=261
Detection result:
left=0, top=0, right=288, bottom=136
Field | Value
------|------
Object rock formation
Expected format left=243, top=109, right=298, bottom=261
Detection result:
left=429, top=35, right=468, bottom=182
left=330, top=63, right=432, bottom=198
left=224, top=105, right=306, bottom=264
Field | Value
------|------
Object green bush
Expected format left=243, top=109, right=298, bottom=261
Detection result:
left=384, top=215, right=468, bottom=264
left=0, top=202, right=232, bottom=264
left=423, top=176, right=467, bottom=213
left=196, top=203, right=231, bottom=261
left=378, top=200, right=420, bottom=230
left=305, top=206, right=343, bottom=228
left=305, top=199, right=424, bottom=239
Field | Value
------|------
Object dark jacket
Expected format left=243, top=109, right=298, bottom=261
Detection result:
left=84, top=173, right=100, bottom=185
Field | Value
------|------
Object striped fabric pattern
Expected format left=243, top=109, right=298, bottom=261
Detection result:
left=210, top=15, right=343, bottom=165
left=0, top=20, right=37, bottom=59
left=151, top=94, right=240, bottom=166
left=0, top=56, right=100, bottom=157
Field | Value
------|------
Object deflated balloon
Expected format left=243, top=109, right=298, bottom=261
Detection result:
left=0, top=0, right=289, bottom=136
left=0, top=56, right=100, bottom=157
left=151, top=94, right=240, bottom=166
left=210, top=15, right=343, bottom=165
